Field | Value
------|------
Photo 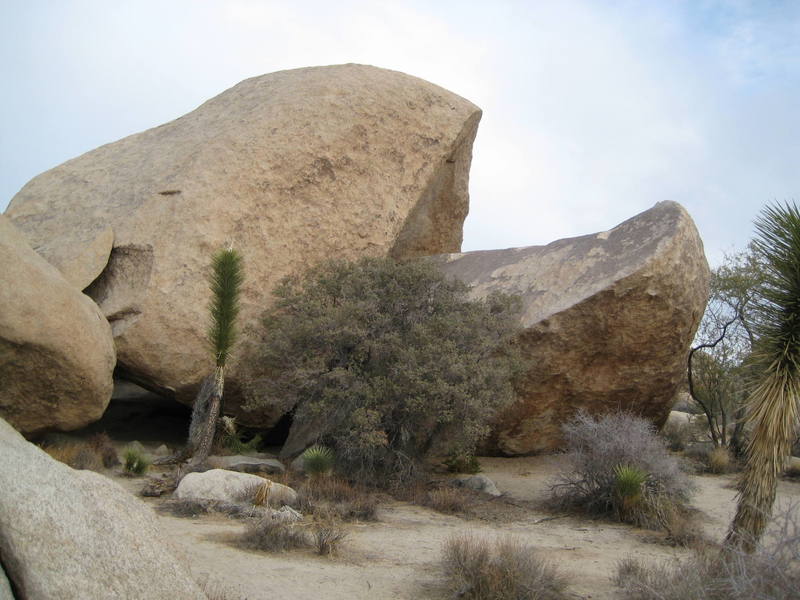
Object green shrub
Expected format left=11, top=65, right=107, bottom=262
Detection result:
left=443, top=534, right=568, bottom=600
left=549, top=411, right=694, bottom=528
left=123, top=447, right=150, bottom=475
left=445, top=453, right=482, bottom=474
left=302, top=445, right=335, bottom=477
left=245, top=256, right=523, bottom=485
left=614, top=464, right=648, bottom=520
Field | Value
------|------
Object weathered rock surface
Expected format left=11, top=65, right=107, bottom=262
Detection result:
left=0, top=417, right=203, bottom=599
left=209, top=454, right=286, bottom=475
left=0, top=216, right=116, bottom=434
left=451, top=474, right=502, bottom=497
left=175, top=469, right=297, bottom=506
left=0, top=564, right=12, bottom=600
left=6, top=64, right=481, bottom=424
left=434, top=201, right=710, bottom=455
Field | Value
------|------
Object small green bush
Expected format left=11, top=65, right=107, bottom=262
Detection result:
left=445, top=453, right=482, bottom=474
left=614, top=464, right=648, bottom=521
left=302, top=445, right=335, bottom=477
left=443, top=534, right=568, bottom=600
left=123, top=447, right=150, bottom=475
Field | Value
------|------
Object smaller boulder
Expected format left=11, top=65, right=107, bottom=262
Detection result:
left=450, top=474, right=501, bottom=497
left=175, top=469, right=297, bottom=506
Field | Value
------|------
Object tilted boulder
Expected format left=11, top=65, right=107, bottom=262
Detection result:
left=0, top=417, right=203, bottom=599
left=434, top=201, right=710, bottom=455
left=0, top=216, right=115, bottom=434
left=6, top=64, right=481, bottom=424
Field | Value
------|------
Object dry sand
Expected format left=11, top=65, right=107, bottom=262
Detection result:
left=119, top=455, right=800, bottom=600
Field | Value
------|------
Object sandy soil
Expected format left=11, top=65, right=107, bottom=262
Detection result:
left=116, top=455, right=800, bottom=600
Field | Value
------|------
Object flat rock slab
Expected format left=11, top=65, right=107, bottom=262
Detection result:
left=6, top=64, right=481, bottom=428
left=0, top=418, right=203, bottom=599
left=433, top=201, right=710, bottom=454
left=209, top=454, right=286, bottom=475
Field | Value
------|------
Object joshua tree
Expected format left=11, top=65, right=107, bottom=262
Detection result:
left=185, top=247, right=244, bottom=466
left=726, top=203, right=800, bottom=551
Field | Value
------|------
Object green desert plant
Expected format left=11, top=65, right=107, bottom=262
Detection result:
left=613, top=464, right=648, bottom=520
left=727, top=203, right=800, bottom=551
left=445, top=453, right=482, bottom=474
left=185, top=248, right=244, bottom=467
left=246, top=256, right=523, bottom=486
left=442, top=534, right=568, bottom=600
left=302, top=445, right=335, bottom=477
left=123, top=447, right=150, bottom=475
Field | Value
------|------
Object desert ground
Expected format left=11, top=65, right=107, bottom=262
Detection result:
left=112, top=450, right=800, bottom=600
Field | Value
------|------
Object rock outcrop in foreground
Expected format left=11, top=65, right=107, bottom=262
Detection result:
left=6, top=64, right=481, bottom=422
left=0, top=216, right=116, bottom=434
left=434, top=201, right=710, bottom=455
left=0, top=418, right=203, bottom=599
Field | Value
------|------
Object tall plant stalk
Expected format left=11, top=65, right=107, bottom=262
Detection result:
left=188, top=247, right=244, bottom=465
left=726, top=203, right=800, bottom=551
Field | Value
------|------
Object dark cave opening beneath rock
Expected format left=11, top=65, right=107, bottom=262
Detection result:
left=78, top=378, right=192, bottom=445
left=261, top=410, right=293, bottom=448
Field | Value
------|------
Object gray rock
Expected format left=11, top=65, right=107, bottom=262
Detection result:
left=433, top=201, right=710, bottom=454
left=0, top=563, right=13, bottom=600
left=451, top=474, right=501, bottom=497
left=175, top=469, right=297, bottom=506
left=271, top=506, right=303, bottom=523
left=210, top=454, right=285, bottom=475
left=0, top=417, right=203, bottom=599
left=153, top=444, right=171, bottom=457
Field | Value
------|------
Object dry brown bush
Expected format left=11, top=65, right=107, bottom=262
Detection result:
left=424, top=487, right=468, bottom=514
left=443, top=534, right=568, bottom=600
left=707, top=446, right=735, bottom=474
left=43, top=441, right=105, bottom=472
left=313, top=524, right=348, bottom=555
left=87, top=432, right=120, bottom=467
left=296, top=476, right=379, bottom=521
left=239, top=517, right=310, bottom=552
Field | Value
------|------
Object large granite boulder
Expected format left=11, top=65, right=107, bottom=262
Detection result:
left=0, top=216, right=116, bottom=434
left=0, top=417, right=203, bottom=599
left=5, top=64, right=481, bottom=423
left=434, top=201, right=710, bottom=455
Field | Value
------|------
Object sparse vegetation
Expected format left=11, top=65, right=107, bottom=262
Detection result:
left=442, top=534, right=568, bottom=600
left=296, top=475, right=379, bottom=521
left=424, top=486, right=469, bottom=514
left=220, top=416, right=262, bottom=454
left=312, top=523, right=348, bottom=555
left=87, top=432, right=120, bottom=467
left=549, top=411, right=694, bottom=528
left=302, top=445, right=335, bottom=477
left=615, top=505, right=800, bottom=599
left=43, top=441, right=105, bottom=472
left=240, top=517, right=310, bottom=552
left=445, top=453, right=482, bottom=474
left=707, top=445, right=735, bottom=474
left=246, top=256, right=523, bottom=485
left=123, top=446, right=150, bottom=475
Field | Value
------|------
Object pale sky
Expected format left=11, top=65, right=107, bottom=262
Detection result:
left=1, top=1, right=798, bottom=267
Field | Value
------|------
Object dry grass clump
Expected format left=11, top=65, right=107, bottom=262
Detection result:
left=43, top=441, right=105, bottom=472
left=615, top=505, right=800, bottom=599
left=661, top=421, right=692, bottom=452
left=296, top=476, right=379, bottom=521
left=87, top=432, right=120, bottom=468
left=313, top=523, right=348, bottom=555
left=156, top=498, right=263, bottom=520
left=443, top=534, right=568, bottom=600
left=423, top=486, right=469, bottom=514
left=549, top=411, right=694, bottom=529
left=240, top=517, right=310, bottom=552
left=706, top=446, right=735, bottom=474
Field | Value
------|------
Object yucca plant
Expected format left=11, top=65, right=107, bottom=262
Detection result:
left=302, top=445, right=335, bottom=477
left=187, top=247, right=244, bottom=466
left=613, top=464, right=648, bottom=520
left=726, top=203, right=800, bottom=551
left=123, top=447, right=150, bottom=475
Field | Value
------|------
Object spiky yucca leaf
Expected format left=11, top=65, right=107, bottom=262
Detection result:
left=208, top=248, right=244, bottom=368
left=727, top=203, right=800, bottom=550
